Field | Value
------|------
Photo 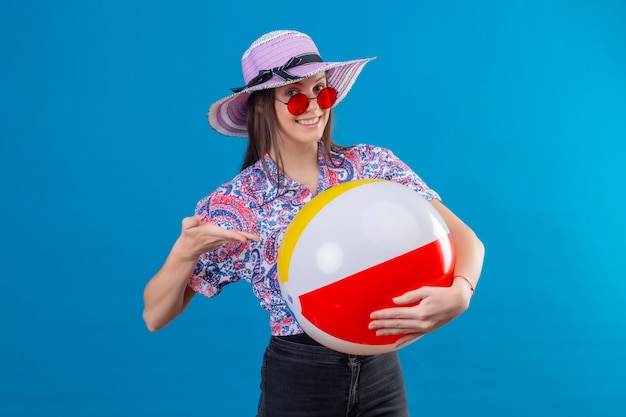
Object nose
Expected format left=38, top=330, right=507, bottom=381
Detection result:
left=306, top=95, right=321, bottom=112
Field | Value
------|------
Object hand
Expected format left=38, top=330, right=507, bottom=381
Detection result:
left=172, top=215, right=260, bottom=262
left=368, top=279, right=472, bottom=348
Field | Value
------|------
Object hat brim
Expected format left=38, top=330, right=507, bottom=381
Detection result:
left=207, top=57, right=376, bottom=137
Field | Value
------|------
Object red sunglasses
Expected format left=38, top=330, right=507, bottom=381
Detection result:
left=275, top=87, right=338, bottom=115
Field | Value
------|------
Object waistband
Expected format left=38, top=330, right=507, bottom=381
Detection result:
left=275, top=332, right=323, bottom=346
left=268, top=335, right=389, bottom=365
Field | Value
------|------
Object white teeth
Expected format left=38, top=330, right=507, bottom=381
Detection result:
left=297, top=117, right=319, bottom=126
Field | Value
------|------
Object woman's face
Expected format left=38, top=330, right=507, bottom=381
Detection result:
left=273, top=74, right=330, bottom=148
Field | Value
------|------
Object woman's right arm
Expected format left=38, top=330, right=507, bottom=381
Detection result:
left=142, top=215, right=260, bottom=332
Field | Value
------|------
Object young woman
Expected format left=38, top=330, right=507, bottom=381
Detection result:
left=143, top=30, right=485, bottom=417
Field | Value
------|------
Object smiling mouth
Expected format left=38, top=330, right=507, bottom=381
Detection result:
left=297, top=116, right=320, bottom=126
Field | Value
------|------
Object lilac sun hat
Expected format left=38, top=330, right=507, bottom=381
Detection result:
left=207, top=30, right=376, bottom=137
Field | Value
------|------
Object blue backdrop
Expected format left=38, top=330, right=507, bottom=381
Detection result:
left=1, top=1, right=625, bottom=416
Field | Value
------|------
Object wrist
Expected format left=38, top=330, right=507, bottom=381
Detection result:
left=453, top=275, right=475, bottom=298
left=170, top=238, right=203, bottom=264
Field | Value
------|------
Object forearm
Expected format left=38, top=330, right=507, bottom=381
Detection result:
left=368, top=200, right=485, bottom=338
left=142, top=242, right=199, bottom=331
left=142, top=215, right=260, bottom=332
left=430, top=199, right=484, bottom=290
left=450, top=224, right=484, bottom=289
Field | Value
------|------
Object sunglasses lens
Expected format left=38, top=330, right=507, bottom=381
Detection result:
left=285, top=88, right=338, bottom=115
left=317, top=87, right=337, bottom=109
left=287, top=94, right=309, bottom=115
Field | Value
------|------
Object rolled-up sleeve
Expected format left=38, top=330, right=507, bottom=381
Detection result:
left=360, top=145, right=441, bottom=201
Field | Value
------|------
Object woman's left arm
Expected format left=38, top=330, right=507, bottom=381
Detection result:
left=369, top=199, right=485, bottom=347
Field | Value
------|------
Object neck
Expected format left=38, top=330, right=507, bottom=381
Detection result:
left=271, top=141, right=320, bottom=193
left=271, top=141, right=318, bottom=170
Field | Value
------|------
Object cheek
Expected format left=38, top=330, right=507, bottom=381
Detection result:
left=273, top=100, right=282, bottom=115
left=322, top=111, right=331, bottom=126
left=274, top=101, right=292, bottom=120
left=274, top=109, right=292, bottom=130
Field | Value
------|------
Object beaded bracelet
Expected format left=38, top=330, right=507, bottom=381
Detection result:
left=454, top=275, right=475, bottom=297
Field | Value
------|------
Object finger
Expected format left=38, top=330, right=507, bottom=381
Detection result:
left=370, top=307, right=420, bottom=320
left=239, top=232, right=261, bottom=241
left=220, top=230, right=260, bottom=243
left=392, top=286, right=431, bottom=305
left=194, top=222, right=256, bottom=242
left=374, top=327, right=419, bottom=336
left=395, top=334, right=424, bottom=348
left=369, top=317, right=420, bottom=329
left=370, top=319, right=434, bottom=335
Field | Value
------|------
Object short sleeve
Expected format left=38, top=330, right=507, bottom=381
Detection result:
left=187, top=193, right=258, bottom=298
left=360, top=145, right=441, bottom=201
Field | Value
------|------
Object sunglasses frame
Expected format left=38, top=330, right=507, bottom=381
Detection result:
left=274, top=86, right=338, bottom=115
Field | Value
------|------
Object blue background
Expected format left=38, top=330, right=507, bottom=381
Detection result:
left=1, top=1, right=625, bottom=416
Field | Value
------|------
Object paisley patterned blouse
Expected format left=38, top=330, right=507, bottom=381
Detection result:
left=188, top=142, right=440, bottom=336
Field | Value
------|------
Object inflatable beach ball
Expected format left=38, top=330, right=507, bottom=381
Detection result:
left=277, top=179, right=456, bottom=355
